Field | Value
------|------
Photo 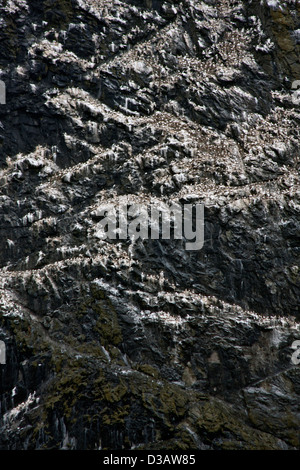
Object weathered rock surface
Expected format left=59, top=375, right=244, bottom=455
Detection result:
left=0, top=0, right=299, bottom=450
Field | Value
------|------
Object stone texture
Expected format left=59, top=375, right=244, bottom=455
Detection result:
left=0, top=0, right=299, bottom=450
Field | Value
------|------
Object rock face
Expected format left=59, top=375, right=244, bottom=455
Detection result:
left=0, top=0, right=299, bottom=450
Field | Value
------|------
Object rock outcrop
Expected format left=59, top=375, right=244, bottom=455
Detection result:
left=0, top=0, right=299, bottom=450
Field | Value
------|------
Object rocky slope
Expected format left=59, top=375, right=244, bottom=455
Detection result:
left=0, top=0, right=299, bottom=450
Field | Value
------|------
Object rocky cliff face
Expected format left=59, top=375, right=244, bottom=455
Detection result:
left=0, top=0, right=299, bottom=450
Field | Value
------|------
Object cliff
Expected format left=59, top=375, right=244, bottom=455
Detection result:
left=0, top=0, right=299, bottom=450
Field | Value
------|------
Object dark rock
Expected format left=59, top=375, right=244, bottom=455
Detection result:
left=0, top=0, right=299, bottom=451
